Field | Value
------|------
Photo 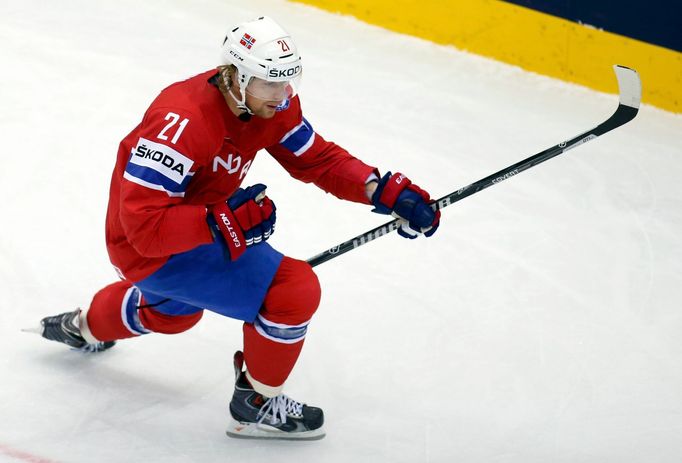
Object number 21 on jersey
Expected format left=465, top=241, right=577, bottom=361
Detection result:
left=158, top=112, right=189, bottom=144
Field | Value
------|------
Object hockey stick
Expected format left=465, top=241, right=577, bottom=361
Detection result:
left=306, top=65, right=641, bottom=268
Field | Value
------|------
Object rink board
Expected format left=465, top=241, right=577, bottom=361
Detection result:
left=290, top=0, right=682, bottom=113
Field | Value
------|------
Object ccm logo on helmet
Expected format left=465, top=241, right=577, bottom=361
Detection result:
left=268, top=66, right=301, bottom=79
left=229, top=50, right=244, bottom=62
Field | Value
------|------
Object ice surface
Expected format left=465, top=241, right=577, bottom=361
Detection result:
left=1, top=0, right=681, bottom=462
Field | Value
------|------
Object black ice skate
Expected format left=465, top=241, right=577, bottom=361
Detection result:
left=38, top=309, right=115, bottom=353
left=225, top=351, right=325, bottom=440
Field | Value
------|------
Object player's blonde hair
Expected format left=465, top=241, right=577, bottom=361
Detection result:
left=217, top=64, right=237, bottom=94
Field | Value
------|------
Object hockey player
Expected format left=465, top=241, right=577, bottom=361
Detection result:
left=37, top=16, right=440, bottom=440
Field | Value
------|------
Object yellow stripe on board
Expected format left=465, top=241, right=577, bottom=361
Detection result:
left=290, top=0, right=682, bottom=113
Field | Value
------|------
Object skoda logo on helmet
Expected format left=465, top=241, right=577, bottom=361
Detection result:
left=268, top=65, right=301, bottom=79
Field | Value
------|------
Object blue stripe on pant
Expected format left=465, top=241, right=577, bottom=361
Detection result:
left=253, top=314, right=309, bottom=344
left=122, top=287, right=149, bottom=335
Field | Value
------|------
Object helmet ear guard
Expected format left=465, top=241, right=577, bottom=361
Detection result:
left=220, top=16, right=302, bottom=115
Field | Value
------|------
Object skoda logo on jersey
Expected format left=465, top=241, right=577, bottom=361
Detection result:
left=128, top=137, right=194, bottom=185
left=134, top=144, right=186, bottom=176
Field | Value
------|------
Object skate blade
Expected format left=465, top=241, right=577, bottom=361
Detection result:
left=226, top=419, right=325, bottom=441
left=21, top=326, right=44, bottom=335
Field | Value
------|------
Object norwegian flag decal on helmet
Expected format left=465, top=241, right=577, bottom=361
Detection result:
left=239, top=33, right=256, bottom=49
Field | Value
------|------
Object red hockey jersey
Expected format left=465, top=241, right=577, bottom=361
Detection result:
left=106, top=69, right=377, bottom=281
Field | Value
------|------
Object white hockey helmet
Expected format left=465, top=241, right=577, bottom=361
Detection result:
left=221, top=16, right=302, bottom=113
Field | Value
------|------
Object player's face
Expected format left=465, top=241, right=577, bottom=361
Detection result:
left=246, top=78, right=292, bottom=102
left=244, top=78, right=292, bottom=119
left=244, top=92, right=283, bottom=119
left=227, top=74, right=296, bottom=119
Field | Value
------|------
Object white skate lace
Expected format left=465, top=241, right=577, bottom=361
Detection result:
left=256, top=394, right=304, bottom=426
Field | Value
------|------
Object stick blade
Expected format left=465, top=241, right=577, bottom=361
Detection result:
left=614, top=65, right=642, bottom=109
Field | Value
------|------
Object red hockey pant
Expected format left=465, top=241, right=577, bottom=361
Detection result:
left=85, top=256, right=320, bottom=395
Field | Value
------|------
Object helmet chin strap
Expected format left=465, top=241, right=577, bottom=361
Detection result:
left=223, top=71, right=254, bottom=118
left=228, top=88, right=252, bottom=115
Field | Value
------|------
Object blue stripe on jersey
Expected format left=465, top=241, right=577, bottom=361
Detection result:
left=124, top=161, right=192, bottom=194
left=279, top=118, right=314, bottom=155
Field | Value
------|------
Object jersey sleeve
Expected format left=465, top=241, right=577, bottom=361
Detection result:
left=266, top=108, right=378, bottom=204
left=118, top=107, right=215, bottom=257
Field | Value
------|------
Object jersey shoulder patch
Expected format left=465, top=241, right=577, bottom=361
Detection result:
left=124, top=137, right=195, bottom=196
